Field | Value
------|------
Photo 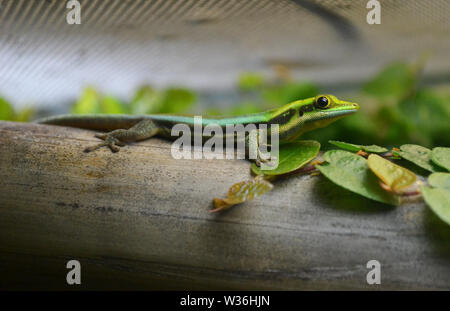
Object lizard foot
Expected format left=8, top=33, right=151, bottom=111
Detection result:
left=84, top=133, right=126, bottom=153
left=255, top=154, right=278, bottom=167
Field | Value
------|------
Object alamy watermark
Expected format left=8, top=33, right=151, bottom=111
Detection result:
left=366, top=259, right=381, bottom=284
left=66, top=259, right=81, bottom=285
left=66, top=0, right=81, bottom=25
left=366, top=0, right=381, bottom=24
left=65, top=1, right=380, bottom=28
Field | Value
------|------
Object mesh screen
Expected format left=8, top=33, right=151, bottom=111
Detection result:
left=0, top=0, right=449, bottom=106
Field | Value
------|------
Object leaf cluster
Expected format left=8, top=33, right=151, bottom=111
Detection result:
left=0, top=97, right=34, bottom=122
left=214, top=141, right=450, bottom=229
left=71, top=86, right=197, bottom=115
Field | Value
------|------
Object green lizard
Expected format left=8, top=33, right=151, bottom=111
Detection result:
left=36, top=94, right=358, bottom=165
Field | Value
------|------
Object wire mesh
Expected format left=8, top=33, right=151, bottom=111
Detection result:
left=0, top=0, right=448, bottom=106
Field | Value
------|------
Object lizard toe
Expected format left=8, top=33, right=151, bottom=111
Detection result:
left=84, top=135, right=125, bottom=153
left=94, top=133, right=107, bottom=140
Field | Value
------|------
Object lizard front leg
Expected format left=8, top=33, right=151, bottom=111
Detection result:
left=84, top=119, right=159, bottom=153
left=246, top=129, right=277, bottom=167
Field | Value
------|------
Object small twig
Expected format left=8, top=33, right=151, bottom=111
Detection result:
left=356, top=150, right=369, bottom=158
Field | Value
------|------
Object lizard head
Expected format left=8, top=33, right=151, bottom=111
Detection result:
left=311, top=94, right=359, bottom=118
left=298, top=94, right=359, bottom=129
left=277, top=94, right=359, bottom=137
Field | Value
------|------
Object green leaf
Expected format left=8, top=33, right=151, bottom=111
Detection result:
left=130, top=86, right=163, bottom=114
left=228, top=101, right=261, bottom=116
left=422, top=172, right=450, bottom=225
left=101, top=96, right=126, bottom=114
left=251, top=140, right=320, bottom=176
left=317, top=150, right=399, bottom=205
left=428, top=172, right=450, bottom=190
left=329, top=140, right=388, bottom=153
left=211, top=176, right=273, bottom=212
left=159, top=88, right=197, bottom=114
left=203, top=107, right=224, bottom=116
left=431, top=147, right=450, bottom=171
left=71, top=87, right=101, bottom=114
left=367, top=154, right=416, bottom=192
left=398, top=89, right=450, bottom=146
left=263, top=81, right=318, bottom=106
left=363, top=62, right=415, bottom=98
left=322, top=149, right=354, bottom=163
left=422, top=186, right=450, bottom=226
left=0, top=97, right=15, bottom=120
left=393, top=144, right=440, bottom=172
left=14, top=107, right=34, bottom=122
left=238, top=73, right=265, bottom=91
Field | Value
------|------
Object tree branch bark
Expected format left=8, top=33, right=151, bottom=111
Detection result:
left=0, top=121, right=449, bottom=290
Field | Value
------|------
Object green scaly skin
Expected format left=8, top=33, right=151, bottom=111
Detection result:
left=36, top=94, right=359, bottom=165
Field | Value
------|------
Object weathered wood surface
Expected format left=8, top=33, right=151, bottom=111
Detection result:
left=0, top=121, right=449, bottom=290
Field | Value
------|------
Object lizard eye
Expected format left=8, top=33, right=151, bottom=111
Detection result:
left=315, top=96, right=330, bottom=109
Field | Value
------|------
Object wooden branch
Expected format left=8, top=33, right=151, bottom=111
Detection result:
left=0, top=121, right=449, bottom=290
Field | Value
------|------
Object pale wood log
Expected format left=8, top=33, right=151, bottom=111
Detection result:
left=0, top=121, right=449, bottom=290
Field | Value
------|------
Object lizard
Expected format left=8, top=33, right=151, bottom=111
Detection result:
left=36, top=94, right=359, bottom=165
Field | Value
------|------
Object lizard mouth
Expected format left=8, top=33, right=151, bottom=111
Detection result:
left=342, top=108, right=358, bottom=114
left=326, top=108, right=358, bottom=119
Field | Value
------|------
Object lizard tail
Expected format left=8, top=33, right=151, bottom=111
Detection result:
left=34, top=114, right=146, bottom=131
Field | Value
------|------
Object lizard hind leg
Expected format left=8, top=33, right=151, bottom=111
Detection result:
left=84, top=119, right=160, bottom=153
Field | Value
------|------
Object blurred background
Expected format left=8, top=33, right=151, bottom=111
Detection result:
left=0, top=0, right=449, bottom=147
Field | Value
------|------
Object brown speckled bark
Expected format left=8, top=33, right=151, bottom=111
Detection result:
left=0, top=121, right=449, bottom=290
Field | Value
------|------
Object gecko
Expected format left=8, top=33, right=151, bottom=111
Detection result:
left=36, top=94, right=359, bottom=165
